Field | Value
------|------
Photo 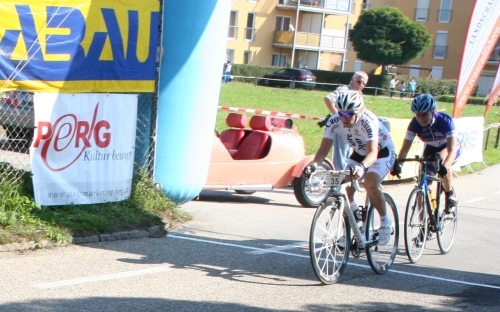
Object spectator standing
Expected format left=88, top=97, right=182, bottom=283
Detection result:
left=399, top=81, right=406, bottom=99
left=323, top=71, right=369, bottom=170
left=223, top=61, right=232, bottom=84
left=408, top=77, right=417, bottom=98
left=389, top=75, right=398, bottom=98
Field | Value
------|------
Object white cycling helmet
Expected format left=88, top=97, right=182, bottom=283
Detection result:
left=411, top=94, right=436, bottom=114
left=335, top=91, right=364, bottom=113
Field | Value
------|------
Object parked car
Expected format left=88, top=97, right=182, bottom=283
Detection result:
left=0, top=90, right=35, bottom=143
left=204, top=112, right=332, bottom=207
left=261, top=68, right=317, bottom=90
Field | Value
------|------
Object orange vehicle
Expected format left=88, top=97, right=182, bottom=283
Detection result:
left=203, top=113, right=333, bottom=207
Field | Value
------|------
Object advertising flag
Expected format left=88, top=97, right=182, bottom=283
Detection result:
left=453, top=0, right=500, bottom=118
left=485, top=64, right=500, bottom=116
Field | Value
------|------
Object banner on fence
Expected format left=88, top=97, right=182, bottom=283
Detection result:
left=31, top=93, right=137, bottom=205
left=0, top=0, right=159, bottom=92
left=453, top=116, right=484, bottom=168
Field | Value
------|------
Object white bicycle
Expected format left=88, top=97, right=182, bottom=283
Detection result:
left=308, top=169, right=399, bottom=284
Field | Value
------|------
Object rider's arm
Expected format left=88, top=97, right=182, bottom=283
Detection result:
left=312, top=137, right=334, bottom=168
left=363, top=139, right=379, bottom=168
left=398, top=139, right=413, bottom=159
left=443, top=136, right=458, bottom=168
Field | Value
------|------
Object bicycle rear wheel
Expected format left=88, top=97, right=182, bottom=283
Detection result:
left=365, top=193, right=399, bottom=274
left=404, top=188, right=428, bottom=263
left=309, top=198, right=350, bottom=284
left=436, top=185, right=457, bottom=254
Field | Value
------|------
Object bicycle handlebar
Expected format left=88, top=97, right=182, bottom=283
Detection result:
left=310, top=168, right=365, bottom=193
left=397, top=152, right=443, bottom=172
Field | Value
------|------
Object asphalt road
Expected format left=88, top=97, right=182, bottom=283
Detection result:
left=0, top=164, right=499, bottom=311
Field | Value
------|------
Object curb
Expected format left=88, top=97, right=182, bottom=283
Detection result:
left=0, top=225, right=166, bottom=253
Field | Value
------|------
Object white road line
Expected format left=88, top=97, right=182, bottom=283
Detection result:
left=247, top=242, right=307, bottom=255
left=465, top=197, right=487, bottom=203
left=169, top=234, right=500, bottom=290
left=34, top=266, right=170, bottom=289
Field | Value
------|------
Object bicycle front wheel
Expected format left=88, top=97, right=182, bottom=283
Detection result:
left=436, top=185, right=457, bottom=254
left=309, top=198, right=350, bottom=284
left=365, top=193, right=399, bottom=274
left=404, top=188, right=428, bottom=263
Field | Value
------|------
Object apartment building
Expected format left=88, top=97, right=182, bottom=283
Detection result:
left=226, top=0, right=364, bottom=71
left=226, top=0, right=498, bottom=96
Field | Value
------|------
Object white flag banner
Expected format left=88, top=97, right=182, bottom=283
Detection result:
left=453, top=0, right=500, bottom=118
left=31, top=93, right=138, bottom=205
left=485, top=64, right=500, bottom=115
left=452, top=117, right=484, bottom=169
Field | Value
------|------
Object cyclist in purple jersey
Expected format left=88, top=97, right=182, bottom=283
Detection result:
left=393, top=94, right=460, bottom=214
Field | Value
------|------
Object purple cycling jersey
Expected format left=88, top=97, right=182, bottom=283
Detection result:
left=405, top=111, right=457, bottom=148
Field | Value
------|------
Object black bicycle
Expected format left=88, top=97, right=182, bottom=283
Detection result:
left=398, top=154, right=458, bottom=263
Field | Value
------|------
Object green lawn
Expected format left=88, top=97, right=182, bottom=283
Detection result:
left=218, top=82, right=500, bottom=169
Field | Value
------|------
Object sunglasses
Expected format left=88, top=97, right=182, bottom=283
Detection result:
left=357, top=80, right=366, bottom=85
left=338, top=111, right=355, bottom=118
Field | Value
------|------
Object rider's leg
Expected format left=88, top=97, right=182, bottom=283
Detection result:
left=439, top=148, right=453, bottom=192
left=363, top=172, right=389, bottom=225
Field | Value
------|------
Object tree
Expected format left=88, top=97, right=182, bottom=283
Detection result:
left=349, top=6, right=432, bottom=72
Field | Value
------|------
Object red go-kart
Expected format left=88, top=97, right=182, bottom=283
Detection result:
left=203, top=113, right=333, bottom=207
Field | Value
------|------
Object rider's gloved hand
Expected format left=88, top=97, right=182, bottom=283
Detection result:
left=438, top=163, right=448, bottom=177
left=304, top=163, right=317, bottom=177
left=351, top=164, right=365, bottom=178
left=390, top=160, right=402, bottom=177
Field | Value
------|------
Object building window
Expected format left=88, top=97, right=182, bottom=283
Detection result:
left=226, top=49, right=234, bottom=63
left=354, top=60, right=362, bottom=72
left=245, top=12, right=255, bottom=41
left=272, top=53, right=287, bottom=67
left=276, top=16, right=292, bottom=31
left=244, top=51, right=252, bottom=64
left=433, top=31, right=448, bottom=59
left=431, top=66, right=443, bottom=79
left=409, top=65, right=421, bottom=77
left=228, top=11, right=238, bottom=39
left=415, top=0, right=429, bottom=22
left=438, top=0, right=452, bottom=23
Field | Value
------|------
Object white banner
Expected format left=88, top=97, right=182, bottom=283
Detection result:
left=453, top=117, right=484, bottom=168
left=31, top=93, right=138, bottom=205
left=453, top=0, right=500, bottom=118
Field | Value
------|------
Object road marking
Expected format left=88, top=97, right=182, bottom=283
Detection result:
left=169, top=234, right=500, bottom=290
left=247, top=242, right=306, bottom=255
left=34, top=266, right=170, bottom=289
left=465, top=197, right=487, bottom=203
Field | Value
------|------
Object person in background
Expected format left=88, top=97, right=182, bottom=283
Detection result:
left=223, top=61, right=232, bottom=84
left=392, top=94, right=461, bottom=214
left=322, top=71, right=369, bottom=170
left=399, top=81, right=406, bottom=99
left=389, top=75, right=398, bottom=98
left=408, top=77, right=417, bottom=98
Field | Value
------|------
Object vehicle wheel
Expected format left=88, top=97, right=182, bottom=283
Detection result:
left=365, top=192, right=399, bottom=274
left=404, top=188, right=428, bottom=263
left=289, top=80, right=295, bottom=89
left=262, top=79, right=269, bottom=86
left=234, top=190, right=256, bottom=195
left=293, top=160, right=333, bottom=208
left=436, top=184, right=457, bottom=254
left=309, top=198, right=350, bottom=284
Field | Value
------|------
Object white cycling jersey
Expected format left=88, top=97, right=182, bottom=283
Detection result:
left=323, top=109, right=394, bottom=156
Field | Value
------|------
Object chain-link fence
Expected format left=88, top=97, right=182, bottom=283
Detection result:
left=0, top=90, right=158, bottom=188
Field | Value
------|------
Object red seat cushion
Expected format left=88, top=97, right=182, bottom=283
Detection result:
left=226, top=113, right=247, bottom=128
left=233, top=131, right=270, bottom=160
left=220, top=129, right=246, bottom=150
left=250, top=115, right=272, bottom=131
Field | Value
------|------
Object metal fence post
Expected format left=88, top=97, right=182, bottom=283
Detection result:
left=495, top=127, right=500, bottom=148
left=485, top=128, right=490, bottom=150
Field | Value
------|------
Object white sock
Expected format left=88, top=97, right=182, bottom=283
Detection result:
left=350, top=201, right=358, bottom=211
left=380, top=214, right=391, bottom=227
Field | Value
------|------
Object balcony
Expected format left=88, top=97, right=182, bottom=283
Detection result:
left=277, top=0, right=352, bottom=13
left=273, top=31, right=346, bottom=51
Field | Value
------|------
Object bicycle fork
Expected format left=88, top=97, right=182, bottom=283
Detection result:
left=339, top=196, right=378, bottom=250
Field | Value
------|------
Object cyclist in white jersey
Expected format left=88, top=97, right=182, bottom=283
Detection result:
left=307, top=91, right=396, bottom=245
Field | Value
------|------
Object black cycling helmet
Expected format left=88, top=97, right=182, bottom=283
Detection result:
left=411, top=94, right=436, bottom=114
left=335, top=91, right=364, bottom=113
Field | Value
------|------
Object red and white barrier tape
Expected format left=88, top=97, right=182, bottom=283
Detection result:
left=218, top=105, right=324, bottom=121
